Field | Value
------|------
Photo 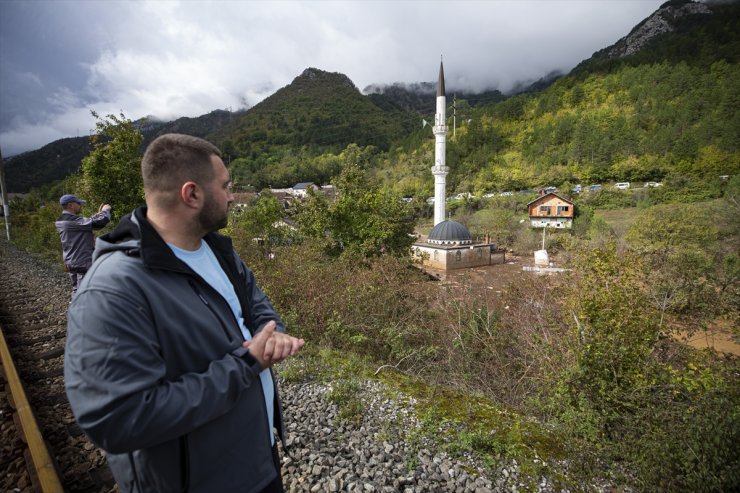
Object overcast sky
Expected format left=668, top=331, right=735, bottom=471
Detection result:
left=0, top=0, right=666, bottom=156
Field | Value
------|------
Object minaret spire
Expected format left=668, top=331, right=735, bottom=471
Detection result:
left=437, top=59, right=445, bottom=98
left=432, top=58, right=448, bottom=226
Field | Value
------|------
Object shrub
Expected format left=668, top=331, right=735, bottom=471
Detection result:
left=241, top=243, right=438, bottom=368
left=557, top=246, right=660, bottom=438
left=619, top=361, right=740, bottom=492
left=11, top=206, right=65, bottom=264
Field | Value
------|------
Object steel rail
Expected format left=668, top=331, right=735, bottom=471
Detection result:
left=0, top=323, right=64, bottom=493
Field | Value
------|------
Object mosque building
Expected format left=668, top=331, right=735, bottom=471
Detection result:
left=412, top=60, right=505, bottom=271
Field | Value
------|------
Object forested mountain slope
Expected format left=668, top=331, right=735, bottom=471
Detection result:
left=208, top=0, right=740, bottom=196
left=207, top=68, right=421, bottom=189
left=4, top=0, right=737, bottom=196
left=3, top=109, right=241, bottom=192
left=379, top=0, right=740, bottom=196
left=211, top=68, right=420, bottom=157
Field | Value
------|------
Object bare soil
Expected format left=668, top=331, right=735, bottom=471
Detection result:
left=420, top=253, right=540, bottom=293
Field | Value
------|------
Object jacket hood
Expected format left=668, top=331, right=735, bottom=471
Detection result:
left=93, top=206, right=238, bottom=273
left=94, top=207, right=188, bottom=270
left=93, top=210, right=143, bottom=262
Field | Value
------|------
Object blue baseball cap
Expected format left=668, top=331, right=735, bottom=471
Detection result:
left=59, top=194, right=87, bottom=206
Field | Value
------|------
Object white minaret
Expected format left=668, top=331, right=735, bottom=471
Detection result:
left=432, top=60, right=449, bottom=226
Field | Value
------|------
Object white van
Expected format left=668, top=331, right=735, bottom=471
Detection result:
left=615, top=182, right=630, bottom=190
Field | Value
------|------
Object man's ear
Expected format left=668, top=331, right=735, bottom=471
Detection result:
left=180, top=181, right=202, bottom=208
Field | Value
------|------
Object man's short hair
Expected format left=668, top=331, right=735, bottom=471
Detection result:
left=141, top=134, right=222, bottom=195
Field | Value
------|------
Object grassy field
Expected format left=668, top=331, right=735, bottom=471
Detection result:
left=594, top=206, right=639, bottom=238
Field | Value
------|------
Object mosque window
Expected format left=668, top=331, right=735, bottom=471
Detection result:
left=455, top=251, right=461, bottom=261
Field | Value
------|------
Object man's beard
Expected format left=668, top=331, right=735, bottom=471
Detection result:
left=198, top=192, right=229, bottom=233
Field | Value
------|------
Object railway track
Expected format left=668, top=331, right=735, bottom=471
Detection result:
left=0, top=241, right=115, bottom=493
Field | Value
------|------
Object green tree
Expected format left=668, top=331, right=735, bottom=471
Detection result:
left=231, top=193, right=287, bottom=251
left=298, top=160, right=414, bottom=258
left=80, top=111, right=144, bottom=215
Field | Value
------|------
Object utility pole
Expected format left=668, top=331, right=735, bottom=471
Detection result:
left=0, top=146, right=11, bottom=240
left=541, top=223, right=547, bottom=250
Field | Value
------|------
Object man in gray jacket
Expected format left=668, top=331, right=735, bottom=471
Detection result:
left=55, top=194, right=111, bottom=295
left=65, top=134, right=305, bottom=493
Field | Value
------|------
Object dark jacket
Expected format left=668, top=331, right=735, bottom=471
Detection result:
left=55, top=209, right=111, bottom=271
left=65, top=207, right=285, bottom=493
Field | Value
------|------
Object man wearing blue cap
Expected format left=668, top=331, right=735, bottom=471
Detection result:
left=55, top=194, right=112, bottom=295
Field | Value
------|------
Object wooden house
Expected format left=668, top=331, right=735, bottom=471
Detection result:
left=527, top=193, right=574, bottom=229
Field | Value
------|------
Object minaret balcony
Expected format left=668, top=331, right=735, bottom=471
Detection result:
left=431, top=165, right=449, bottom=175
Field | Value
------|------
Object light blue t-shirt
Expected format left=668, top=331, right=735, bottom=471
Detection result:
left=168, top=240, right=275, bottom=445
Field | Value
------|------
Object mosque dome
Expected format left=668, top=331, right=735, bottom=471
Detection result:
left=427, top=220, right=472, bottom=245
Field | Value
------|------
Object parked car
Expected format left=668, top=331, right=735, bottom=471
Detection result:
left=499, top=191, right=514, bottom=196
left=614, top=182, right=630, bottom=190
left=645, top=182, right=663, bottom=187
left=572, top=184, right=582, bottom=193
left=588, top=184, right=602, bottom=192
left=543, top=186, right=557, bottom=194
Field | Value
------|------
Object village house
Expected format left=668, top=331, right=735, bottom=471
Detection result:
left=230, top=191, right=259, bottom=210
left=527, top=192, right=574, bottom=229
left=291, top=182, right=320, bottom=198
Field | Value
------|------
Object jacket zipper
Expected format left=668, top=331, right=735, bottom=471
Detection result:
left=187, top=280, right=234, bottom=343
left=186, top=265, right=278, bottom=472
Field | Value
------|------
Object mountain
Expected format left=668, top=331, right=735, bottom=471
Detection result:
left=139, top=109, right=246, bottom=145
left=606, top=0, right=712, bottom=58
left=2, top=136, right=91, bottom=194
left=574, top=0, right=739, bottom=73
left=209, top=68, right=418, bottom=158
left=4, top=0, right=737, bottom=194
left=367, top=0, right=739, bottom=197
left=3, top=69, right=508, bottom=193
left=508, top=70, right=564, bottom=96
left=431, top=0, right=740, bottom=194
left=2, top=109, right=242, bottom=193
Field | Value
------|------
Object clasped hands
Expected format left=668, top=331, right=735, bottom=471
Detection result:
left=243, top=321, right=305, bottom=369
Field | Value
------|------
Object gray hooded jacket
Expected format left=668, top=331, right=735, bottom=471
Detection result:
left=65, top=207, right=286, bottom=493
left=55, top=209, right=111, bottom=271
